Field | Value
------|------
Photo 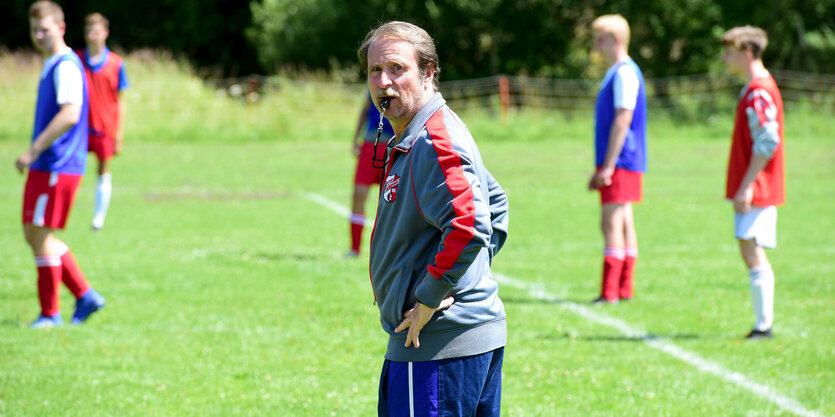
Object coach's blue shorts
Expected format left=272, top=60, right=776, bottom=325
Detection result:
left=378, top=347, right=504, bottom=417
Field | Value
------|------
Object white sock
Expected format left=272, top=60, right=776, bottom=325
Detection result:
left=749, top=264, right=775, bottom=331
left=93, top=173, right=112, bottom=228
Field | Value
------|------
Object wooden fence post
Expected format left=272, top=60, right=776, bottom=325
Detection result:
left=499, top=75, right=510, bottom=124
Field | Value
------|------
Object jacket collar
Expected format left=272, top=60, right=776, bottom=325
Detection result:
left=392, top=92, right=446, bottom=152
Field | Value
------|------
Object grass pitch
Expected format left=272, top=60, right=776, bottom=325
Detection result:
left=0, top=52, right=833, bottom=416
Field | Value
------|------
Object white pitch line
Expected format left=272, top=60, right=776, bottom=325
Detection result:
left=301, top=191, right=825, bottom=417
left=300, top=191, right=374, bottom=227
left=493, top=273, right=824, bottom=417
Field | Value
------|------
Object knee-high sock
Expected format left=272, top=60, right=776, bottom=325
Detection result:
left=350, top=213, right=365, bottom=253
left=601, top=247, right=625, bottom=301
left=749, top=264, right=775, bottom=331
left=93, top=173, right=112, bottom=227
left=57, top=242, right=90, bottom=299
left=619, top=246, right=638, bottom=299
left=35, top=254, right=62, bottom=316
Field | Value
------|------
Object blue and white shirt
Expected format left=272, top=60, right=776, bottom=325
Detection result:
left=30, top=47, right=88, bottom=175
left=594, top=57, right=648, bottom=173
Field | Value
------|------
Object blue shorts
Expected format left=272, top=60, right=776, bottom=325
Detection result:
left=378, top=347, right=504, bottom=417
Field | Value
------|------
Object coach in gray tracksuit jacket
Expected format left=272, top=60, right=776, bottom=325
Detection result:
left=369, top=91, right=509, bottom=362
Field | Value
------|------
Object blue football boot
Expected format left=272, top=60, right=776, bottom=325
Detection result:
left=71, top=289, right=106, bottom=324
left=31, top=313, right=63, bottom=328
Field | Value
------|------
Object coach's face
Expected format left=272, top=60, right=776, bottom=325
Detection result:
left=30, top=16, right=64, bottom=56
left=367, top=38, right=435, bottom=137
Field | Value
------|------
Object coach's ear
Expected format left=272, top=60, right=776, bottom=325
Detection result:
left=422, top=63, right=436, bottom=90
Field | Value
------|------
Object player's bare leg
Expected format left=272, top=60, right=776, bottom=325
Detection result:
left=23, top=224, right=61, bottom=256
left=601, top=203, right=626, bottom=248
left=738, top=238, right=768, bottom=269
left=25, top=224, right=65, bottom=327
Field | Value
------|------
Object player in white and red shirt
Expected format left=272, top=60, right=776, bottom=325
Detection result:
left=76, top=12, right=129, bottom=230
left=721, top=26, right=785, bottom=340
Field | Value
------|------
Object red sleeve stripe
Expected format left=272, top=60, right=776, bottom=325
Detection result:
left=425, top=111, right=476, bottom=279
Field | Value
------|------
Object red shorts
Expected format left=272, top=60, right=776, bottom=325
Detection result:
left=354, top=142, right=387, bottom=185
left=598, top=168, right=642, bottom=204
left=88, top=133, right=114, bottom=162
left=22, top=169, right=82, bottom=229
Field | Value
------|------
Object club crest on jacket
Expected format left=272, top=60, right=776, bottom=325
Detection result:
left=383, top=174, right=400, bottom=203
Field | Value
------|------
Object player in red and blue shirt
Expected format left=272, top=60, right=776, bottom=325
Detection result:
left=588, top=15, right=648, bottom=305
left=17, top=1, right=105, bottom=328
left=76, top=12, right=129, bottom=230
left=347, top=94, right=394, bottom=257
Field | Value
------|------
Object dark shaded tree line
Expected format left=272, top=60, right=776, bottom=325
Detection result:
left=1, top=0, right=833, bottom=79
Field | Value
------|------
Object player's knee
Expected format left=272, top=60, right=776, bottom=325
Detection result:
left=22, top=225, right=47, bottom=252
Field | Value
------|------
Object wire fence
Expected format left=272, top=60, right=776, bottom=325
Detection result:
left=209, top=70, right=835, bottom=121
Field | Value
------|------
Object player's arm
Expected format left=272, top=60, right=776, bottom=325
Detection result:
left=733, top=88, right=781, bottom=213
left=590, top=65, right=638, bottom=189
left=602, top=108, right=634, bottom=171
left=115, top=63, right=129, bottom=155
left=16, top=103, right=82, bottom=174
left=486, top=169, right=509, bottom=261
left=352, top=102, right=370, bottom=156
left=16, top=59, right=84, bottom=174
left=733, top=155, right=769, bottom=213
left=115, top=99, right=125, bottom=155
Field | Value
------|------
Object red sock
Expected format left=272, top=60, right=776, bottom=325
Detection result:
left=601, top=247, right=625, bottom=301
left=350, top=213, right=365, bottom=253
left=59, top=247, right=90, bottom=299
left=620, top=246, right=638, bottom=299
left=35, top=255, right=62, bottom=316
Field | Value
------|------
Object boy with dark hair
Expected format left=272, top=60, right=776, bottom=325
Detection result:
left=721, top=25, right=785, bottom=339
left=76, top=12, right=129, bottom=230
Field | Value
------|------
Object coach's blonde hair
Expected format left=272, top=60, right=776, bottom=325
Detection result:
left=85, top=13, right=110, bottom=29
left=29, top=1, right=64, bottom=23
left=592, top=14, right=631, bottom=50
left=722, top=26, right=768, bottom=59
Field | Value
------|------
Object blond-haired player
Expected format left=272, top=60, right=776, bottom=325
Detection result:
left=588, top=14, right=648, bottom=305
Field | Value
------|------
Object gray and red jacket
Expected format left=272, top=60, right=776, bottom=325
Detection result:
left=369, top=92, right=508, bottom=362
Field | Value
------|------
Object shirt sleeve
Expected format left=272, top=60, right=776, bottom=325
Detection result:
left=613, top=64, right=639, bottom=110
left=485, top=170, right=508, bottom=263
left=53, top=60, right=84, bottom=106
left=118, top=63, right=129, bottom=91
left=744, top=87, right=781, bottom=158
left=411, top=133, right=493, bottom=309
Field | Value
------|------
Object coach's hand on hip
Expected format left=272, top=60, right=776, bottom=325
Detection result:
left=396, top=297, right=454, bottom=348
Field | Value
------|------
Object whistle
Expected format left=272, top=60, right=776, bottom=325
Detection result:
left=380, top=97, right=391, bottom=109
